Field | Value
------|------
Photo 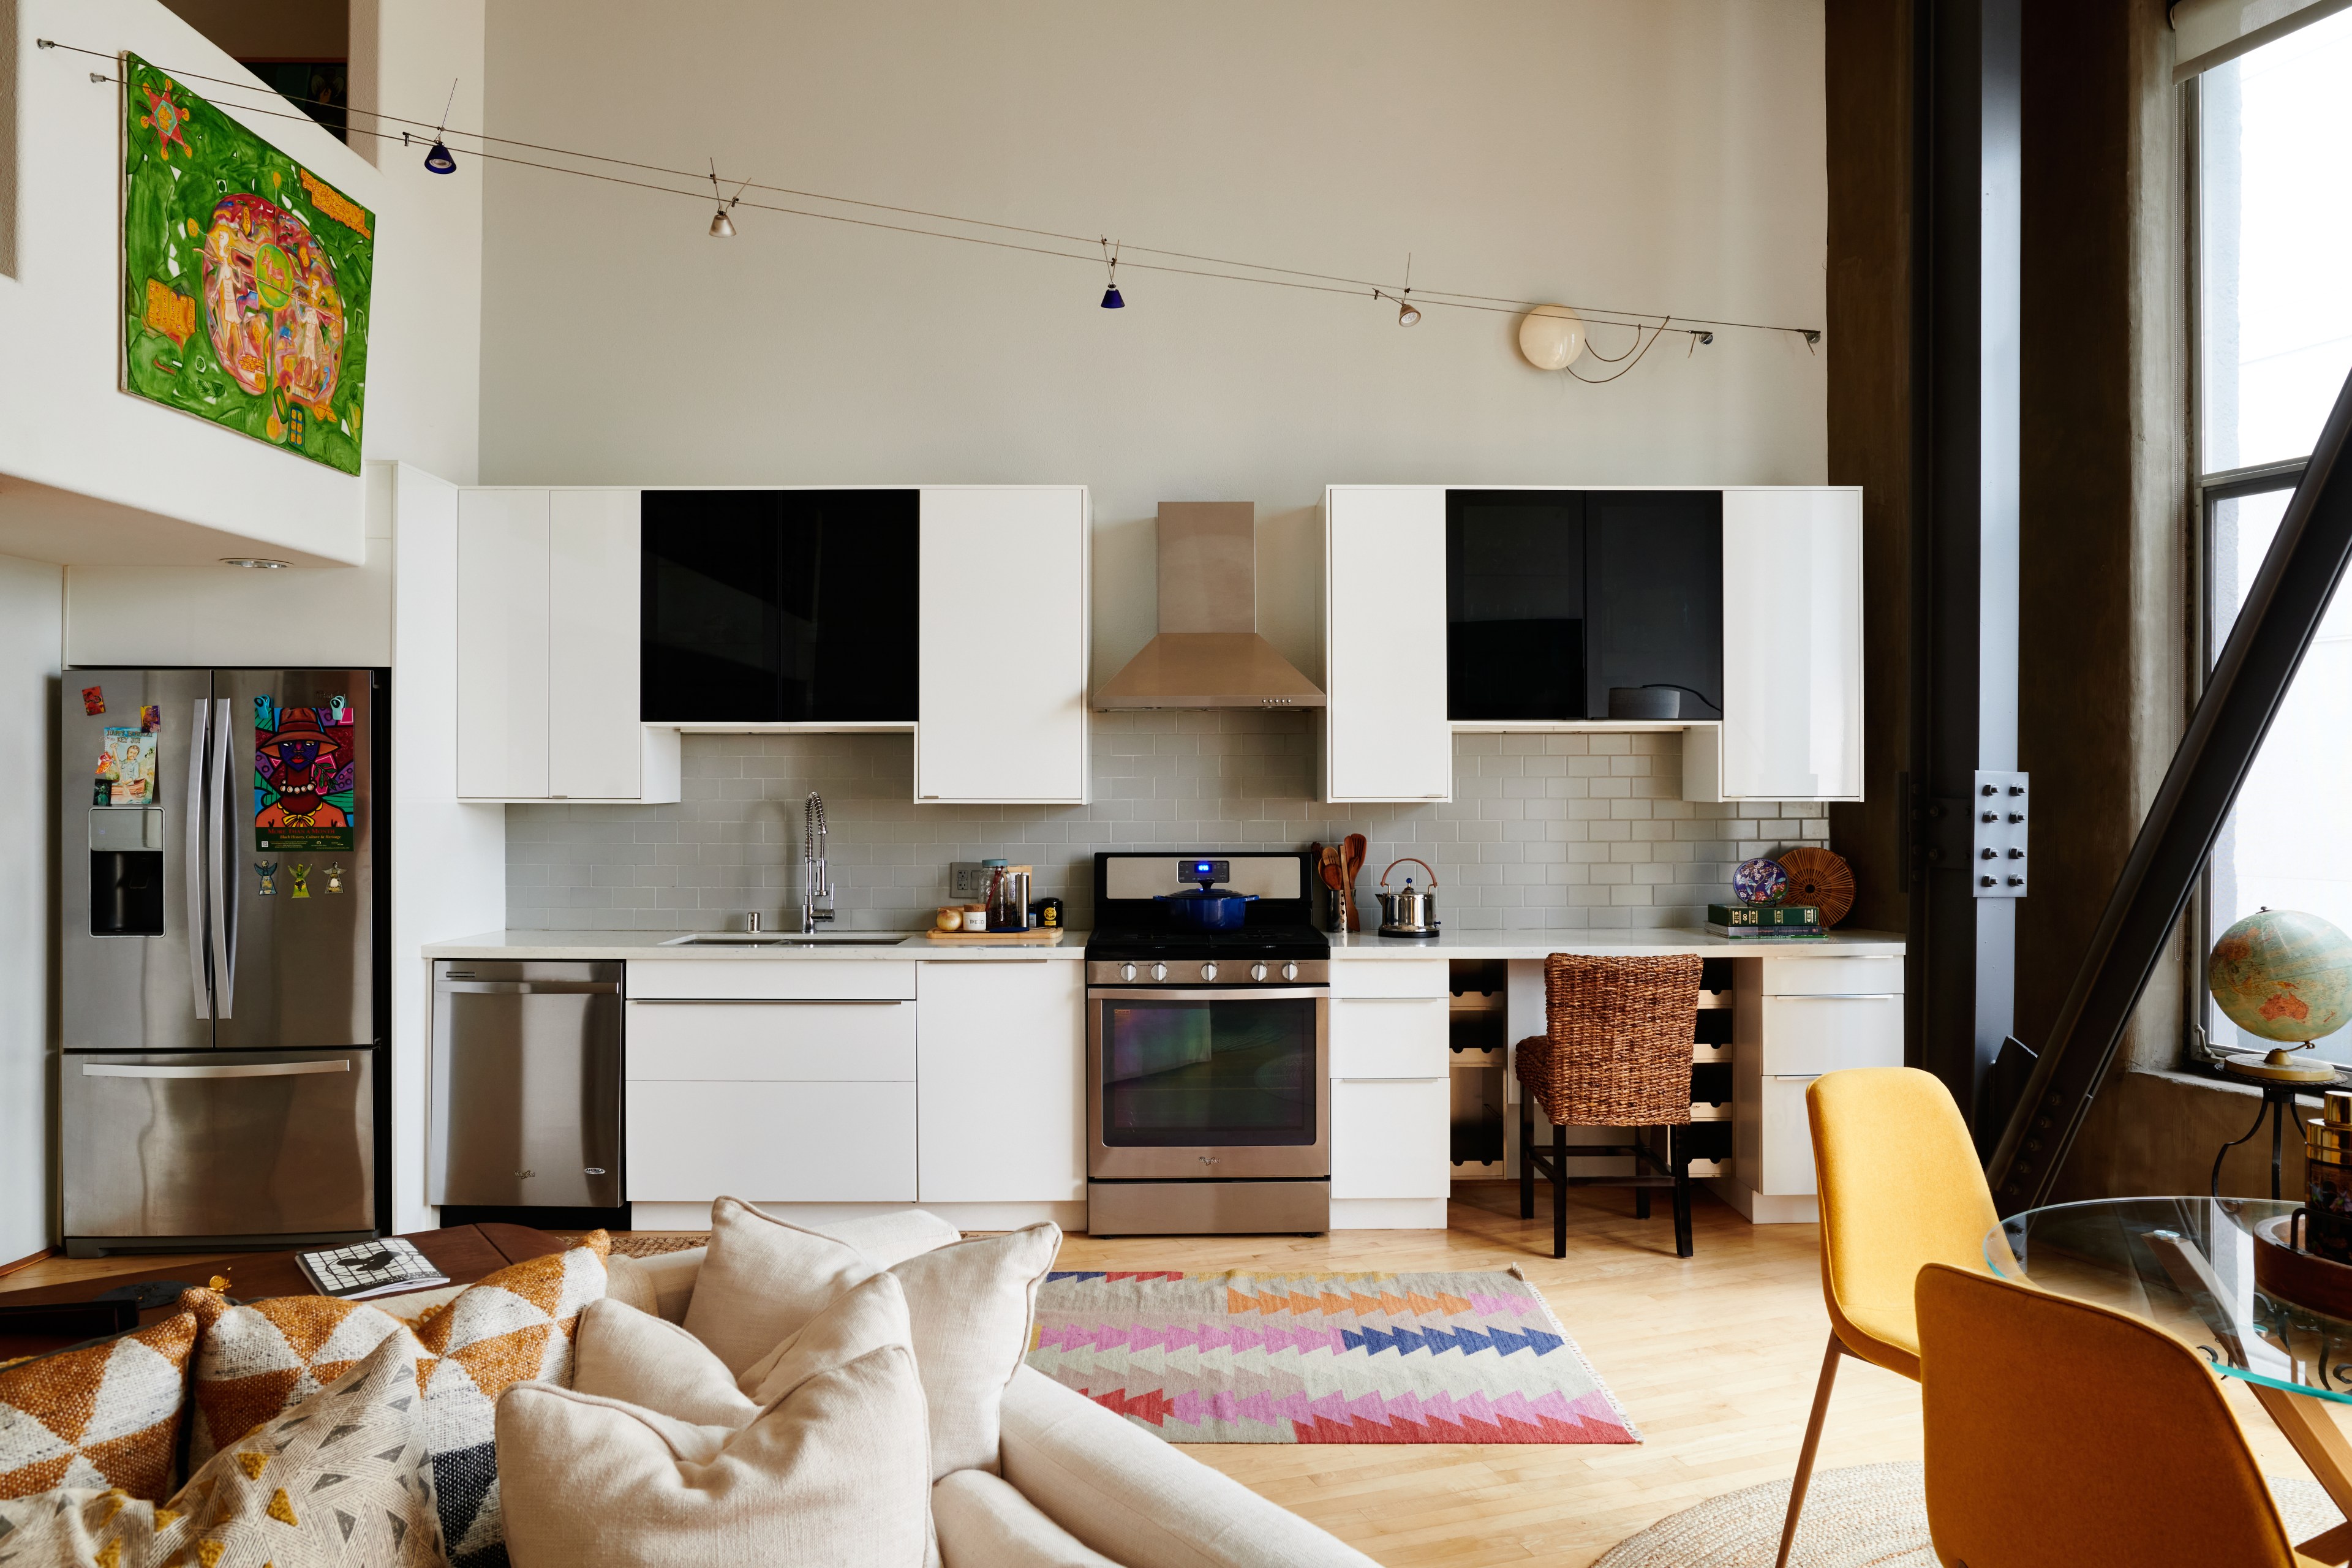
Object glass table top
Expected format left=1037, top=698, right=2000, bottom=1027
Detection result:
left=1987, top=1197, right=2352, bottom=1405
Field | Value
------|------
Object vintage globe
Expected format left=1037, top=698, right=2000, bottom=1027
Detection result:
left=2209, top=908, right=2352, bottom=1046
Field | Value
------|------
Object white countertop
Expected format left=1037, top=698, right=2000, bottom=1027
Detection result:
left=423, top=926, right=1905, bottom=962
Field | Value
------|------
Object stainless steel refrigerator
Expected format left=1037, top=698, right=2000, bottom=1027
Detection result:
left=59, top=668, right=385, bottom=1256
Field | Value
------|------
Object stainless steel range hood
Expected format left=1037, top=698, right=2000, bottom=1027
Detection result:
left=1095, top=503, right=1327, bottom=710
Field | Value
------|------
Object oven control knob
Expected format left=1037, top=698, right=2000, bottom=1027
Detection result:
left=1150, top=963, right=1167, bottom=982
left=1282, top=961, right=1299, bottom=981
left=1251, top=962, right=1268, bottom=982
left=1119, top=963, right=1137, bottom=982
left=1200, top=962, right=1219, bottom=982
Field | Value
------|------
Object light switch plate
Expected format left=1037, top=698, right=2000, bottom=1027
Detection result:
left=1971, top=770, right=2029, bottom=898
left=949, top=862, right=992, bottom=901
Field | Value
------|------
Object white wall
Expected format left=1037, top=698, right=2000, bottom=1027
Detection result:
left=0, top=0, right=481, bottom=564
left=0, top=552, right=62, bottom=1262
left=478, top=0, right=1828, bottom=680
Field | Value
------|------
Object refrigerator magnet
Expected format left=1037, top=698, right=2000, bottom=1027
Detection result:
left=288, top=862, right=311, bottom=898
left=255, top=861, right=277, bottom=895
left=254, top=703, right=357, bottom=852
left=140, top=704, right=161, bottom=733
left=81, top=685, right=105, bottom=715
left=324, top=862, right=344, bottom=894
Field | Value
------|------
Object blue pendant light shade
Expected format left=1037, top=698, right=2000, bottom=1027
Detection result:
left=1101, top=284, right=1125, bottom=309
left=423, top=138, right=456, bottom=175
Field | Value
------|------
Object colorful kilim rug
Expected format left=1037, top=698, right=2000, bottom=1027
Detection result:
left=1024, top=1269, right=1638, bottom=1444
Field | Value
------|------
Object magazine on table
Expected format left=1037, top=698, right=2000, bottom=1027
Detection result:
left=296, top=1238, right=450, bottom=1300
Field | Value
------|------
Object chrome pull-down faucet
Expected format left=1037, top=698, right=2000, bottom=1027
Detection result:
left=799, top=791, right=834, bottom=933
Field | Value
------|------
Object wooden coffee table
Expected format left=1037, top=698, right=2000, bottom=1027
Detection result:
left=0, top=1224, right=567, bottom=1362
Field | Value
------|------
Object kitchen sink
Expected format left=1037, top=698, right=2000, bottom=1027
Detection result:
left=660, top=933, right=916, bottom=947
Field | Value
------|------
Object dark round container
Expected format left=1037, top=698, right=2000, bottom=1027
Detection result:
left=1153, top=890, right=1257, bottom=930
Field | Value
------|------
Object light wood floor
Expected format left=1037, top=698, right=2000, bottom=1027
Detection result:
left=13, top=1183, right=2323, bottom=1566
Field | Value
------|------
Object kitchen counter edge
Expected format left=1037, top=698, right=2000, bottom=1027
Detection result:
left=421, top=927, right=1905, bottom=962
left=420, top=930, right=1090, bottom=960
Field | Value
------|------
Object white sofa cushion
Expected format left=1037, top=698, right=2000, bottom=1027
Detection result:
left=998, top=1368, right=1382, bottom=1568
left=497, top=1272, right=932, bottom=1568
left=572, top=1297, right=760, bottom=1429
left=628, top=1209, right=965, bottom=1325
left=933, top=1469, right=1121, bottom=1567
left=689, top=1197, right=1060, bottom=1479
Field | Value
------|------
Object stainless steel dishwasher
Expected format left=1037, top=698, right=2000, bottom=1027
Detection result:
left=430, top=960, right=622, bottom=1210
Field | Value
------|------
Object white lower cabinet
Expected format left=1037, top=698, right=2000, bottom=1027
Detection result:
left=624, top=981, right=919, bottom=1204
left=628, top=1080, right=916, bottom=1203
left=1727, top=956, right=1905, bottom=1216
left=1332, top=1079, right=1450, bottom=1199
left=917, top=961, right=1084, bottom=1204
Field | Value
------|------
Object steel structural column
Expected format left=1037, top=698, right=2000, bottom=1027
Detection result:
left=1908, top=0, right=2023, bottom=1127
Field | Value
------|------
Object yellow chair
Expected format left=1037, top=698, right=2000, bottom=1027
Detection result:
left=1915, top=1261, right=2338, bottom=1567
left=1774, top=1066, right=2001, bottom=1568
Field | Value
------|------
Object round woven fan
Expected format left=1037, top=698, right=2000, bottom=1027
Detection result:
left=1777, top=846, right=1855, bottom=927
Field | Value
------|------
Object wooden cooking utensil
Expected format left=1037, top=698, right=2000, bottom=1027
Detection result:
left=1319, top=844, right=1351, bottom=932
left=1342, top=834, right=1367, bottom=931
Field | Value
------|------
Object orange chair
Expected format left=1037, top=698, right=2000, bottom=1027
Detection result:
left=1915, top=1261, right=2342, bottom=1567
left=1775, top=1067, right=2000, bottom=1568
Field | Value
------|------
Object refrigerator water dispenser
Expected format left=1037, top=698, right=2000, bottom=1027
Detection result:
left=88, top=807, right=165, bottom=937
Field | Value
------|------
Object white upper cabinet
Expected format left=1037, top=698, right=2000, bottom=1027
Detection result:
left=456, top=487, right=679, bottom=803
left=1324, top=486, right=1450, bottom=802
left=1695, top=488, right=1864, bottom=802
left=916, top=486, right=1088, bottom=804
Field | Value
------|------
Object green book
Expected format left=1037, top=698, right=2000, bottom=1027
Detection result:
left=1708, top=903, right=1822, bottom=929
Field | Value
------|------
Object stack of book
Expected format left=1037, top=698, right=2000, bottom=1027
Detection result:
left=1707, top=903, right=1826, bottom=939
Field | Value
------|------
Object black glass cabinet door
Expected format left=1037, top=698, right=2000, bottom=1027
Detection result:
left=1584, top=490, right=1724, bottom=720
left=1447, top=490, right=1588, bottom=720
left=641, top=489, right=919, bottom=723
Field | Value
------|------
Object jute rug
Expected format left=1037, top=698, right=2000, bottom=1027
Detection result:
left=1023, top=1268, right=1637, bottom=1444
left=1591, top=1461, right=2343, bottom=1567
left=608, top=1234, right=708, bottom=1257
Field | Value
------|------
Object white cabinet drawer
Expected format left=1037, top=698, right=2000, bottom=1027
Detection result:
left=625, top=1000, right=914, bottom=1081
left=1760, top=957, right=1904, bottom=997
left=1745, top=1075, right=1819, bottom=1196
left=1330, top=960, right=1449, bottom=999
left=1758, top=995, right=1904, bottom=1075
left=1332, top=998, right=1449, bottom=1079
left=626, top=960, right=916, bottom=1001
left=1332, top=1078, right=1450, bottom=1199
left=627, top=1080, right=916, bottom=1202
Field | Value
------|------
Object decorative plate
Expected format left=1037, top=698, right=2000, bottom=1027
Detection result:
left=1732, top=857, right=1789, bottom=907
left=1777, top=846, right=1856, bottom=927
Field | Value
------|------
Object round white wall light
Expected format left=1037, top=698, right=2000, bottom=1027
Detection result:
left=1517, top=304, right=1588, bottom=371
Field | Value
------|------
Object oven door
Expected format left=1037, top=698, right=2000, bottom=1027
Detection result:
left=1087, top=987, right=1330, bottom=1180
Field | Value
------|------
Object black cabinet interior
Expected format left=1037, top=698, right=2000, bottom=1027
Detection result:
left=1446, top=489, right=1723, bottom=721
left=1583, top=491, right=1722, bottom=720
left=1447, top=491, right=1585, bottom=720
left=641, top=490, right=919, bottom=723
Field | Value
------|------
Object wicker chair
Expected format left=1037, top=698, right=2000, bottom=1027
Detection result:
left=1516, top=952, right=1703, bottom=1258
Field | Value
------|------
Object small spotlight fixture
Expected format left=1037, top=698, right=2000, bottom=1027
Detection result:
left=421, top=79, right=459, bottom=174
left=1396, top=296, right=1421, bottom=327
left=1697, top=331, right=1714, bottom=345
left=221, top=557, right=291, bottom=570
left=707, top=159, right=744, bottom=238
left=1100, top=238, right=1124, bottom=309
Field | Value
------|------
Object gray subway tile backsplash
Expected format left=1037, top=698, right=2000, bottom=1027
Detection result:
left=502, top=714, right=1834, bottom=933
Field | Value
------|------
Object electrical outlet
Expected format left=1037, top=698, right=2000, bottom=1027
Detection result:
left=949, top=862, right=992, bottom=901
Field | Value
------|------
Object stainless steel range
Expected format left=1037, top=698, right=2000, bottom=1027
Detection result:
left=1084, top=851, right=1331, bottom=1236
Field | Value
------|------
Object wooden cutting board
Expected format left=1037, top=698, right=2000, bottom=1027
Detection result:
left=922, top=928, right=1069, bottom=946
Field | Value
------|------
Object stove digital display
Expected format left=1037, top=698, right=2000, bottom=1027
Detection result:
left=1183, top=858, right=1231, bottom=886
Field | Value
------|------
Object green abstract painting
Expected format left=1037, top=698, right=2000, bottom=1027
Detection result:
left=120, top=52, right=374, bottom=475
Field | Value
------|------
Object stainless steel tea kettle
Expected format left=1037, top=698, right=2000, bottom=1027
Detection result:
left=1376, top=858, right=1441, bottom=938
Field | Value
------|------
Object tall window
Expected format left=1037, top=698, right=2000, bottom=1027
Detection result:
left=2196, top=7, right=2352, bottom=1062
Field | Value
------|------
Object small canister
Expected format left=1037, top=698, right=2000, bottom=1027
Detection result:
left=1030, top=895, right=1065, bottom=929
left=960, top=905, right=987, bottom=931
left=2305, top=1091, right=2352, bottom=1261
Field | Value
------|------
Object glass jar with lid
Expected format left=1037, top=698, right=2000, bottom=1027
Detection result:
left=982, top=859, right=1032, bottom=932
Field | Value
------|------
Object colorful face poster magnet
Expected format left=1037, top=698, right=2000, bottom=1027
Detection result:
left=81, top=686, right=106, bottom=716
left=121, top=53, right=374, bottom=474
left=288, top=862, right=311, bottom=899
left=254, top=699, right=355, bottom=851
left=140, top=704, right=162, bottom=733
left=323, top=862, right=345, bottom=894
left=255, top=861, right=278, bottom=895
left=94, top=728, right=158, bottom=805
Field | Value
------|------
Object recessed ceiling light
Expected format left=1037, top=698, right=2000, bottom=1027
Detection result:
left=221, top=557, right=291, bottom=570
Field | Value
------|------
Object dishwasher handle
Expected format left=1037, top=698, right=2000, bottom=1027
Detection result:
left=436, top=979, right=622, bottom=995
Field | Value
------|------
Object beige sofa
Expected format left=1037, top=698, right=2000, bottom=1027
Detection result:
left=607, top=1211, right=1380, bottom=1568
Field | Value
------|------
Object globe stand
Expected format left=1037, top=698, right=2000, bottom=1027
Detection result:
left=2212, top=1046, right=2343, bottom=1200
left=2221, top=1044, right=2340, bottom=1085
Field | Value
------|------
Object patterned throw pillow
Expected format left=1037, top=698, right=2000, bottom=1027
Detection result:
left=0, top=1329, right=443, bottom=1568
left=0, top=1310, right=199, bottom=1502
left=184, top=1292, right=422, bottom=1469
left=181, top=1230, right=609, bottom=1568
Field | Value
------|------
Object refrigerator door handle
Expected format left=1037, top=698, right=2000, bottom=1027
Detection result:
left=208, top=698, right=237, bottom=1020
left=80, top=1058, right=351, bottom=1080
left=185, top=697, right=213, bottom=1022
